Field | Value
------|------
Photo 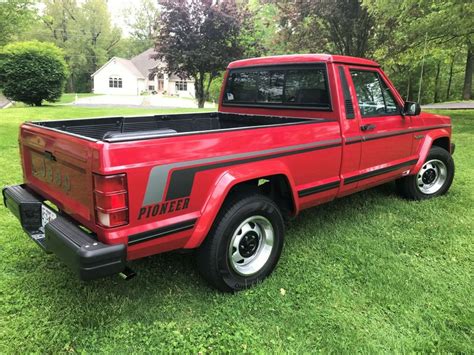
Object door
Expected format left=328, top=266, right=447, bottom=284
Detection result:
left=348, top=67, right=414, bottom=188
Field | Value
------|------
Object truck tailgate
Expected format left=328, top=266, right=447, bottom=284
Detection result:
left=20, top=123, right=96, bottom=225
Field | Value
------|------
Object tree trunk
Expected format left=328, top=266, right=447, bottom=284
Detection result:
left=406, top=75, right=411, bottom=101
left=462, top=40, right=473, bottom=100
left=195, top=72, right=205, bottom=108
left=446, top=56, right=454, bottom=101
left=67, top=74, right=75, bottom=93
left=434, top=61, right=441, bottom=103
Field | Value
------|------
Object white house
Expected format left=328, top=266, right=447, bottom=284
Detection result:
left=91, top=48, right=195, bottom=97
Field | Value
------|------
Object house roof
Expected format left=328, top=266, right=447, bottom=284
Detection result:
left=91, top=56, right=145, bottom=78
left=91, top=48, right=185, bottom=80
left=116, top=57, right=146, bottom=78
left=131, top=48, right=163, bottom=78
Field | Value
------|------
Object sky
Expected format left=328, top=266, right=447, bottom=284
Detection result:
left=107, top=0, right=134, bottom=36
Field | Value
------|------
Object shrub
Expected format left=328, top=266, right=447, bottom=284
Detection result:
left=0, top=41, right=68, bottom=106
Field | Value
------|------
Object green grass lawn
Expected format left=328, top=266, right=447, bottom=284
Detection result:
left=0, top=106, right=472, bottom=352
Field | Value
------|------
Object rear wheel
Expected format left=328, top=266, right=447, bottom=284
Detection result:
left=195, top=192, right=284, bottom=292
left=397, top=146, right=454, bottom=200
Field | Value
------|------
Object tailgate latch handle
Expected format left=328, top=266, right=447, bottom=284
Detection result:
left=44, top=151, right=57, bottom=161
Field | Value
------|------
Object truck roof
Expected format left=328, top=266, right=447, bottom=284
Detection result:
left=228, top=54, right=380, bottom=69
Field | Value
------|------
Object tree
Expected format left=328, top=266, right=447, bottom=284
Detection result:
left=0, top=41, right=68, bottom=106
left=121, top=0, right=160, bottom=55
left=364, top=0, right=474, bottom=100
left=153, top=0, right=244, bottom=108
left=0, top=0, right=34, bottom=46
left=462, top=39, right=473, bottom=100
left=237, top=0, right=283, bottom=58
left=266, top=0, right=374, bottom=57
left=31, top=0, right=121, bottom=92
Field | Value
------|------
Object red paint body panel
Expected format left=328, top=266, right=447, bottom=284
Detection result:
left=17, top=54, right=452, bottom=262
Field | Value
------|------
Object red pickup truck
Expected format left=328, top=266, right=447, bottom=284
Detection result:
left=3, top=54, right=455, bottom=291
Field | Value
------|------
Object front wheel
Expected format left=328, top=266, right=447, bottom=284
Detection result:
left=397, top=146, right=455, bottom=200
left=195, top=193, right=285, bottom=292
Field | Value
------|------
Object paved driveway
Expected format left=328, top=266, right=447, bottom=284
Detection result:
left=0, top=94, right=11, bottom=109
left=422, top=101, right=474, bottom=110
left=74, top=94, right=215, bottom=109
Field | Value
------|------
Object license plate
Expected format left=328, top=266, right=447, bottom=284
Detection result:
left=42, top=205, right=57, bottom=226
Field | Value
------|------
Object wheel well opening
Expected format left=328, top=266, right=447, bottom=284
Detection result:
left=227, top=175, right=295, bottom=217
left=432, top=137, right=450, bottom=152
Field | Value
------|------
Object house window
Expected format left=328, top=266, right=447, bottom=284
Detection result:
left=175, top=81, right=187, bottom=91
left=109, top=76, right=122, bottom=88
left=148, top=85, right=155, bottom=91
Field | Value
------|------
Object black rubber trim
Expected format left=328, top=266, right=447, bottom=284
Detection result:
left=363, top=126, right=448, bottom=142
left=298, top=180, right=340, bottom=198
left=344, top=159, right=418, bottom=185
left=344, top=124, right=452, bottom=145
left=338, top=66, right=355, bottom=119
left=128, top=218, right=198, bottom=246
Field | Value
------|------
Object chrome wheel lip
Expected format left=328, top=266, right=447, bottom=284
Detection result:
left=416, top=159, right=447, bottom=195
left=228, top=215, right=274, bottom=276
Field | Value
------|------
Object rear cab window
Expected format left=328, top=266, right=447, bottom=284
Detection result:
left=223, top=65, right=331, bottom=110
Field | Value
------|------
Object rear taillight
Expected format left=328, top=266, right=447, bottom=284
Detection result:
left=93, top=173, right=129, bottom=228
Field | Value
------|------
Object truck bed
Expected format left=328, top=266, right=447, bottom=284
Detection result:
left=30, top=112, right=312, bottom=142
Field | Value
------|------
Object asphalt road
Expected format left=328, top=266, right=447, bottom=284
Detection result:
left=422, top=101, right=474, bottom=110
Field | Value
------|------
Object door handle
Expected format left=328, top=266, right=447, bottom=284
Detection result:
left=361, top=124, right=376, bottom=132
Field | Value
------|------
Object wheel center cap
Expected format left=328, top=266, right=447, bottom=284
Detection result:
left=422, top=169, right=437, bottom=184
left=239, top=231, right=259, bottom=257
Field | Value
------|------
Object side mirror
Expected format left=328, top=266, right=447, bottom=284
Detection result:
left=403, top=101, right=421, bottom=116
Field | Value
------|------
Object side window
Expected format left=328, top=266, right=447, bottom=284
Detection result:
left=350, top=70, right=399, bottom=117
left=379, top=78, right=398, bottom=114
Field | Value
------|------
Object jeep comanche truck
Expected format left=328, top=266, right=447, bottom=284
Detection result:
left=3, top=54, right=455, bottom=291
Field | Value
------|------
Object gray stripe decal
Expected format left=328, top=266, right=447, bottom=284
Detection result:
left=142, top=139, right=341, bottom=205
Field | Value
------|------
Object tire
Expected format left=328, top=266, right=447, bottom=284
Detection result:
left=396, top=146, right=454, bottom=200
left=195, top=192, right=285, bottom=292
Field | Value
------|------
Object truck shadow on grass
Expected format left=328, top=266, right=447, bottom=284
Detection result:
left=125, top=181, right=400, bottom=290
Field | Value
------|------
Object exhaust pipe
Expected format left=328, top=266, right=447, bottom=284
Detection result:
left=118, top=266, right=137, bottom=281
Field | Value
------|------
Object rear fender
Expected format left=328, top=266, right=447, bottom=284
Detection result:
left=413, top=128, right=451, bottom=173
left=185, top=161, right=297, bottom=249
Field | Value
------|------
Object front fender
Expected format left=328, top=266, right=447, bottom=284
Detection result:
left=184, top=161, right=298, bottom=249
left=413, top=128, right=451, bottom=173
